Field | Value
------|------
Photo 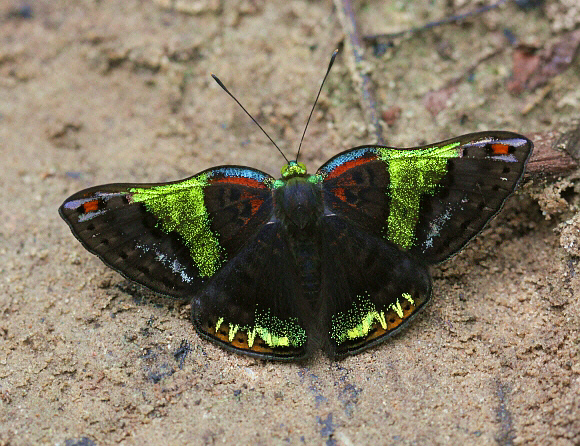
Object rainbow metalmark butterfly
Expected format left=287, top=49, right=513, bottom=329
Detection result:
left=59, top=55, right=533, bottom=360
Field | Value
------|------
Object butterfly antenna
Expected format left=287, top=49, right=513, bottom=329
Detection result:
left=211, top=74, right=290, bottom=164
left=295, top=49, right=339, bottom=163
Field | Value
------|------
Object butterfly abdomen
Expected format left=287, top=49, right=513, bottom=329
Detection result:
left=287, top=225, right=322, bottom=308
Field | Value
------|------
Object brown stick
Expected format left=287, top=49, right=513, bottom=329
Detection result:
left=525, top=125, right=579, bottom=179
left=332, top=2, right=578, bottom=179
left=334, top=0, right=384, bottom=144
left=363, top=0, right=507, bottom=43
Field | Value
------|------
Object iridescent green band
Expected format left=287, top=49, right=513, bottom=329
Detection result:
left=130, top=174, right=223, bottom=278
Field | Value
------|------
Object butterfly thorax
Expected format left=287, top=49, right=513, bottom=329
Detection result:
left=274, top=174, right=323, bottom=229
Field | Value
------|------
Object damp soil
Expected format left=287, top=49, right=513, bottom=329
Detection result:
left=1, top=1, right=579, bottom=445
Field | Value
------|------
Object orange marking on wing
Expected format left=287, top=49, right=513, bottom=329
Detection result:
left=333, top=187, right=347, bottom=202
left=249, top=343, right=277, bottom=353
left=207, top=319, right=300, bottom=356
left=249, top=198, right=264, bottom=214
left=336, top=176, right=358, bottom=187
left=209, top=320, right=277, bottom=353
left=238, top=190, right=265, bottom=214
left=365, top=322, right=387, bottom=342
left=325, top=156, right=377, bottom=180
left=82, top=200, right=99, bottom=213
left=209, top=321, right=228, bottom=340
left=402, top=303, right=416, bottom=318
left=386, top=312, right=403, bottom=330
left=210, top=176, right=268, bottom=188
left=491, top=143, right=509, bottom=155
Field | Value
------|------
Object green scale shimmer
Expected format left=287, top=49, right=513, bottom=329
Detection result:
left=130, top=174, right=223, bottom=278
left=330, top=293, right=416, bottom=344
left=377, top=142, right=461, bottom=249
left=218, top=308, right=307, bottom=348
left=252, top=308, right=306, bottom=348
left=331, top=294, right=382, bottom=344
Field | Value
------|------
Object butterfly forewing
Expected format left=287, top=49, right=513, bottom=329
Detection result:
left=60, top=184, right=202, bottom=297
left=319, top=131, right=533, bottom=263
left=59, top=167, right=275, bottom=298
left=319, top=155, right=391, bottom=235
left=201, top=166, right=275, bottom=256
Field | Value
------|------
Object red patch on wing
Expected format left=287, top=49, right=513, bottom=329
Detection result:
left=249, top=198, right=263, bottom=214
left=82, top=200, right=99, bottom=213
left=333, top=187, right=347, bottom=203
left=210, top=176, right=268, bottom=188
left=336, top=176, right=357, bottom=187
left=325, top=155, right=377, bottom=180
left=491, top=143, right=509, bottom=155
left=239, top=190, right=265, bottom=215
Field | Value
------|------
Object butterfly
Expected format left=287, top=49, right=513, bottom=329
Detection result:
left=59, top=129, right=532, bottom=360
left=59, top=54, right=533, bottom=361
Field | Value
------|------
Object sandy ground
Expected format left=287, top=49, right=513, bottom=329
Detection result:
left=1, top=1, right=579, bottom=445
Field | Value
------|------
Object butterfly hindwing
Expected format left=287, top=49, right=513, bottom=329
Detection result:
left=59, top=167, right=274, bottom=298
left=192, top=220, right=312, bottom=360
left=319, top=215, right=431, bottom=358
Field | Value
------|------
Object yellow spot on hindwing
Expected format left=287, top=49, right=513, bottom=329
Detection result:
left=402, top=293, right=414, bottom=304
left=377, top=142, right=461, bottom=249
left=392, top=299, right=404, bottom=319
left=331, top=294, right=384, bottom=344
left=344, top=309, right=388, bottom=341
left=246, top=327, right=257, bottom=348
left=215, top=317, right=224, bottom=333
left=228, top=324, right=239, bottom=342
left=130, top=173, right=223, bottom=277
left=254, top=327, right=289, bottom=348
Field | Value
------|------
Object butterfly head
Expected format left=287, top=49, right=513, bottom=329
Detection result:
left=281, top=161, right=307, bottom=179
